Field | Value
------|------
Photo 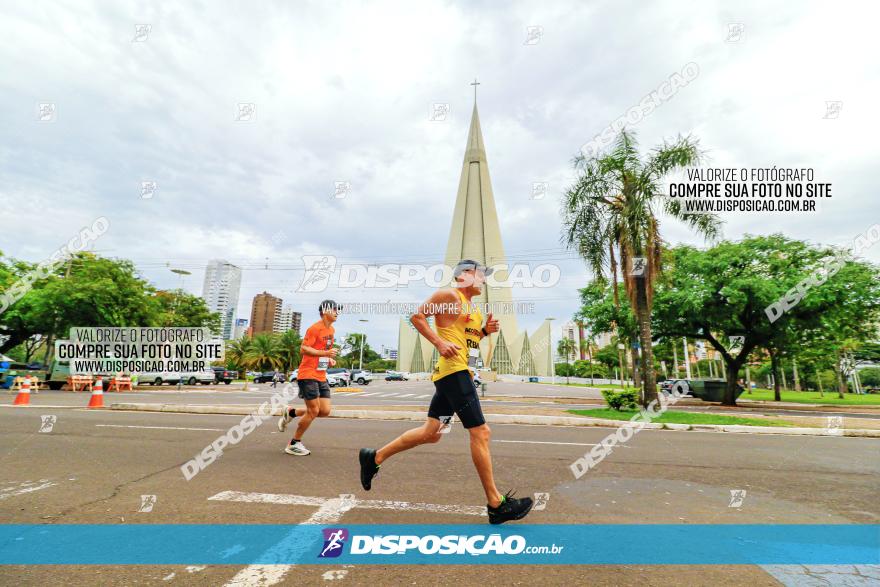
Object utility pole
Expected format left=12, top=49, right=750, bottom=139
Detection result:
left=358, top=319, right=369, bottom=370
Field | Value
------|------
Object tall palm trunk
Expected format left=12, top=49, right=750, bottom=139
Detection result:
left=770, top=349, right=782, bottom=402
left=634, top=277, right=656, bottom=406
left=630, top=346, right=641, bottom=388
left=835, top=349, right=847, bottom=398
left=609, top=245, right=627, bottom=388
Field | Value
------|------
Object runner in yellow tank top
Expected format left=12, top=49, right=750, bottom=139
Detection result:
left=358, top=259, right=534, bottom=525
left=432, top=288, right=483, bottom=381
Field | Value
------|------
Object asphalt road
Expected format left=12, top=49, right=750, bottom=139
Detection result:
left=1, top=399, right=878, bottom=586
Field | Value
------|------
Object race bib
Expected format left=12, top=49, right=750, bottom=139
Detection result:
left=317, top=357, right=329, bottom=371
left=467, top=348, right=480, bottom=368
left=438, top=415, right=454, bottom=434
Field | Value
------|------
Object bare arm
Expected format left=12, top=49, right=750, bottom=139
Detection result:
left=300, top=345, right=336, bottom=358
left=301, top=329, right=337, bottom=358
left=410, top=289, right=461, bottom=358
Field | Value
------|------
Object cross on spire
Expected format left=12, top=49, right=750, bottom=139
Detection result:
left=470, top=78, right=480, bottom=103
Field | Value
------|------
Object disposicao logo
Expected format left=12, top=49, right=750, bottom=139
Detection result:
left=319, top=528, right=349, bottom=558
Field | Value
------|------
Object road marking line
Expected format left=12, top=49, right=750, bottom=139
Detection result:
left=210, top=491, right=326, bottom=507
left=397, top=394, right=415, bottom=398
left=359, top=392, right=380, bottom=397
left=210, top=491, right=486, bottom=516
left=416, top=394, right=432, bottom=399
left=223, top=494, right=357, bottom=587
left=377, top=393, right=398, bottom=397
left=0, top=405, right=75, bottom=409
left=0, top=480, right=57, bottom=500
left=95, top=424, right=223, bottom=431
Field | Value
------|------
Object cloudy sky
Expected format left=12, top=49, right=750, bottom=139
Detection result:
left=2, top=0, right=878, bottom=351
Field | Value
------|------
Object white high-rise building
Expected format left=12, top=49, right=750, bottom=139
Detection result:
left=275, top=305, right=302, bottom=335
left=202, top=260, right=242, bottom=340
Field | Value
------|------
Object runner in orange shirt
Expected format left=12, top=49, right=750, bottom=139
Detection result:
left=277, top=300, right=340, bottom=455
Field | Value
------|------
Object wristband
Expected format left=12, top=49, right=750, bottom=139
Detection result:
left=481, top=327, right=489, bottom=337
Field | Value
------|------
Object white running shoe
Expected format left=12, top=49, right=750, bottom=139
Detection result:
left=284, top=441, right=311, bottom=456
left=277, top=408, right=294, bottom=432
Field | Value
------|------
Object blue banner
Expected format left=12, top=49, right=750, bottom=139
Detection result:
left=0, top=525, right=877, bottom=565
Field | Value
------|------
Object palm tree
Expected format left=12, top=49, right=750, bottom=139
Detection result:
left=562, top=130, right=720, bottom=406
left=245, top=334, right=284, bottom=372
left=277, top=330, right=303, bottom=373
left=579, top=336, right=596, bottom=385
left=226, top=336, right=254, bottom=374
left=557, top=337, right=577, bottom=384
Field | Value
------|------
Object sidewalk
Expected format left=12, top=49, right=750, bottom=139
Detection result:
left=109, top=402, right=880, bottom=438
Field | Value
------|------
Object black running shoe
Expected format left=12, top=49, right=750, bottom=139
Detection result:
left=359, top=448, right=380, bottom=491
left=487, top=490, right=533, bottom=525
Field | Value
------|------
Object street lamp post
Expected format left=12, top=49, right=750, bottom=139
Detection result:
left=358, top=319, right=369, bottom=371
left=169, top=268, right=192, bottom=323
left=169, top=268, right=192, bottom=391
left=547, top=317, right=556, bottom=385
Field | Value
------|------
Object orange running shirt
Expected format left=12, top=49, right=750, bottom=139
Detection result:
left=298, top=321, right=335, bottom=382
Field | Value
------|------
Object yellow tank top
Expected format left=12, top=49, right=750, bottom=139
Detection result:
left=432, top=289, right=483, bottom=381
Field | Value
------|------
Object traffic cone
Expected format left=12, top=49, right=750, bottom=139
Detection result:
left=12, top=376, right=31, bottom=406
left=87, top=376, right=104, bottom=408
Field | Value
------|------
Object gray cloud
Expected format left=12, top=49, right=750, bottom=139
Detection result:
left=1, top=0, right=877, bottom=349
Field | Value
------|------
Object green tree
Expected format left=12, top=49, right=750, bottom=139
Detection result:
left=150, top=289, right=221, bottom=331
left=562, top=130, right=720, bottom=405
left=594, top=343, right=622, bottom=372
left=276, top=330, right=303, bottom=373
left=579, top=336, right=598, bottom=383
left=859, top=367, right=880, bottom=388
left=652, top=236, right=880, bottom=404
left=575, top=280, right=639, bottom=384
left=245, top=334, right=283, bottom=371
left=0, top=252, right=155, bottom=354
left=338, top=333, right=379, bottom=369
left=557, top=337, right=576, bottom=383
left=226, top=336, right=254, bottom=372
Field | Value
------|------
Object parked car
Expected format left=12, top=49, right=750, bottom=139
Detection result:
left=327, top=368, right=351, bottom=385
left=326, top=371, right=351, bottom=387
left=179, top=370, right=216, bottom=386
left=288, top=369, right=299, bottom=382
left=137, top=371, right=181, bottom=386
left=385, top=371, right=408, bottom=381
left=211, top=366, right=237, bottom=385
left=253, top=371, right=283, bottom=384
left=350, top=370, right=373, bottom=385
left=658, top=379, right=674, bottom=394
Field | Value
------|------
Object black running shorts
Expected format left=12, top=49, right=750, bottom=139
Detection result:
left=428, top=370, right=486, bottom=429
left=298, top=379, right=331, bottom=400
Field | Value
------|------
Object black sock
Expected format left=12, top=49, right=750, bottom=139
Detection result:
left=288, top=408, right=296, bottom=418
left=290, top=438, right=300, bottom=445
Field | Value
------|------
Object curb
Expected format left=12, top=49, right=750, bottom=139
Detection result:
left=108, top=403, right=880, bottom=437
